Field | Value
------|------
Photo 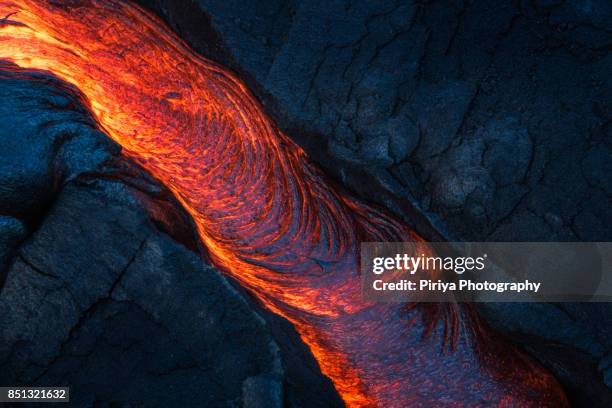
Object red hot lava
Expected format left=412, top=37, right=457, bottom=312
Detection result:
left=0, top=1, right=568, bottom=406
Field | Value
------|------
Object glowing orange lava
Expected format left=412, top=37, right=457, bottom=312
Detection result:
left=0, top=1, right=568, bottom=406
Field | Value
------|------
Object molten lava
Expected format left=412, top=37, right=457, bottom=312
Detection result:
left=0, top=1, right=568, bottom=406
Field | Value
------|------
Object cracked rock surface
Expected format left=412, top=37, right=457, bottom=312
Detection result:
left=136, top=0, right=612, bottom=405
left=0, top=69, right=342, bottom=407
left=140, top=0, right=611, bottom=243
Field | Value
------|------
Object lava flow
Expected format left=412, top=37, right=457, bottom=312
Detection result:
left=0, top=1, right=568, bottom=406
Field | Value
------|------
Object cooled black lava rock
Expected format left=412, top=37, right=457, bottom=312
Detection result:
left=0, top=68, right=342, bottom=407
left=138, top=0, right=612, bottom=243
left=133, top=1, right=612, bottom=405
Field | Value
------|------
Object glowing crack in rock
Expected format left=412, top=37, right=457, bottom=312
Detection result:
left=0, top=1, right=568, bottom=406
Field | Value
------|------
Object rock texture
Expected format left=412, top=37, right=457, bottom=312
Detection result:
left=135, top=0, right=612, bottom=405
left=0, top=69, right=342, bottom=407
left=139, top=0, right=612, bottom=243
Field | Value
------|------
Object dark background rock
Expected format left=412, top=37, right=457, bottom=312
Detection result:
left=137, top=0, right=611, bottom=243
left=133, top=0, right=612, bottom=405
left=0, top=69, right=342, bottom=407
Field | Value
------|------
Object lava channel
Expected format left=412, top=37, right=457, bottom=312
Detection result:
left=0, top=1, right=568, bottom=406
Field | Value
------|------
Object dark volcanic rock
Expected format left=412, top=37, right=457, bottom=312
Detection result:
left=2, top=183, right=278, bottom=407
left=138, top=0, right=611, bottom=243
left=132, top=0, right=612, bottom=405
left=0, top=69, right=342, bottom=407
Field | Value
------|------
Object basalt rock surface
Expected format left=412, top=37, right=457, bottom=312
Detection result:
left=137, top=0, right=612, bottom=243
left=135, top=0, right=612, bottom=405
left=0, top=69, right=342, bottom=407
